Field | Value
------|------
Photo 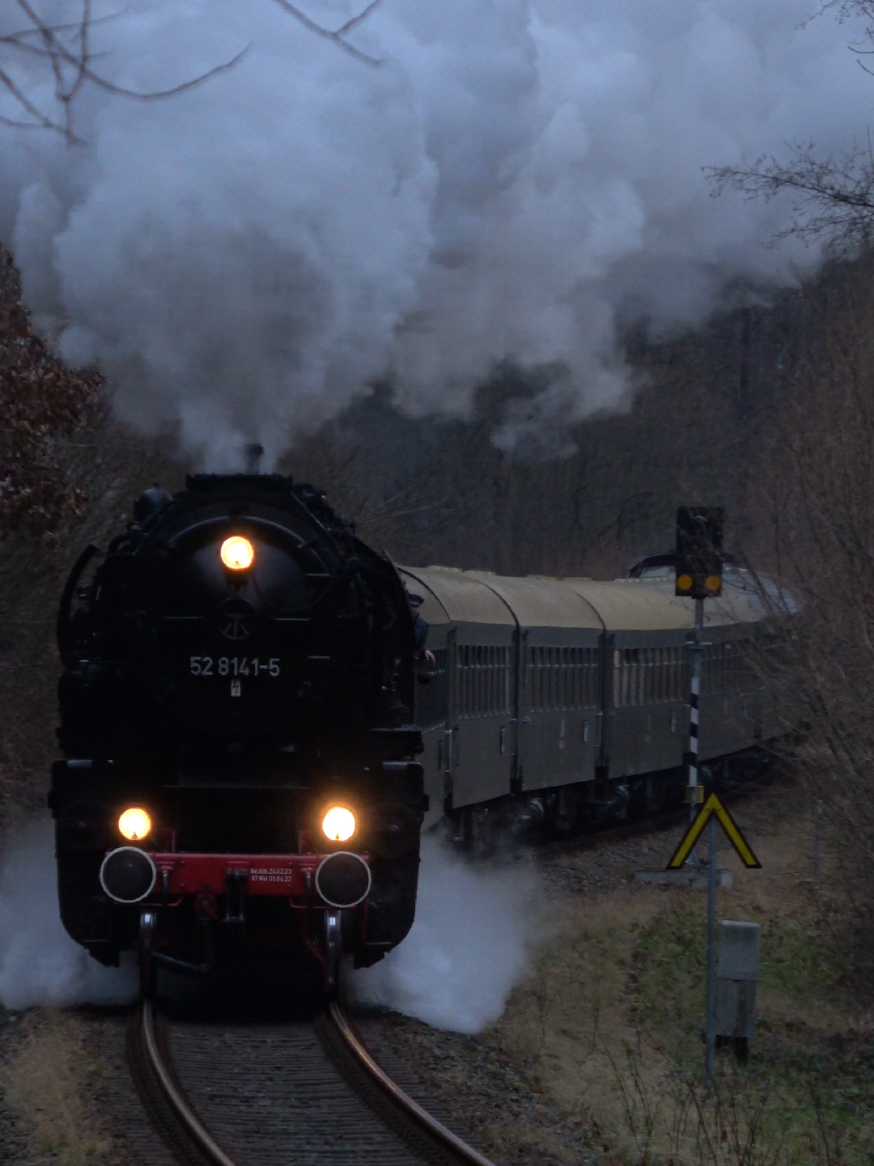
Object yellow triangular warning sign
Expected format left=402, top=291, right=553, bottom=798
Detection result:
left=667, top=792, right=761, bottom=869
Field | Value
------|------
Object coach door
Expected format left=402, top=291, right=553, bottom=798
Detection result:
left=415, top=625, right=452, bottom=829
left=609, top=630, right=687, bottom=777
left=522, top=629, right=603, bottom=789
left=448, top=623, right=515, bottom=808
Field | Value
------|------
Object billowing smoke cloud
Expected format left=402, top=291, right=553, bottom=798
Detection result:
left=350, top=836, right=549, bottom=1033
left=0, top=818, right=138, bottom=1010
left=1, top=0, right=869, bottom=462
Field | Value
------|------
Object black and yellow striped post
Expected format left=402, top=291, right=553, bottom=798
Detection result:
left=675, top=507, right=723, bottom=829
left=685, top=598, right=705, bottom=825
left=675, top=506, right=727, bottom=1082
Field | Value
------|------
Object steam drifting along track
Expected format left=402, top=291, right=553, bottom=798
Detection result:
left=129, top=997, right=497, bottom=1166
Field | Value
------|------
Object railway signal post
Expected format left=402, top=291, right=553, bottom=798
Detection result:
left=675, top=506, right=724, bottom=824
left=674, top=506, right=725, bottom=1082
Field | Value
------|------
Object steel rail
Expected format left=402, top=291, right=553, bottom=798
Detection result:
left=140, top=998, right=237, bottom=1166
left=328, top=1001, right=498, bottom=1166
left=140, top=994, right=498, bottom=1166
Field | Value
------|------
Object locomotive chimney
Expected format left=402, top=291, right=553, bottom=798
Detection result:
left=245, top=443, right=264, bottom=474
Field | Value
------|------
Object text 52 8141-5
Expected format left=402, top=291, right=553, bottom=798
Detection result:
left=189, top=656, right=280, bottom=678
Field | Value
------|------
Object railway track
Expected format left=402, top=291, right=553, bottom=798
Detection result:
left=128, top=994, right=497, bottom=1166
left=122, top=776, right=777, bottom=1166
left=537, top=767, right=774, bottom=860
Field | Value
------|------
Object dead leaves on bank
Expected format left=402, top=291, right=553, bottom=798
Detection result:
left=0, top=249, right=102, bottom=539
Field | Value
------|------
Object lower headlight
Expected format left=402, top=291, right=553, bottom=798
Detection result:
left=118, top=806, right=152, bottom=841
left=321, top=806, right=356, bottom=842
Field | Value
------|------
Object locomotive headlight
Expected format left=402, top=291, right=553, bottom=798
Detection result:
left=321, top=806, right=356, bottom=843
left=220, top=535, right=255, bottom=571
left=118, top=806, right=152, bottom=842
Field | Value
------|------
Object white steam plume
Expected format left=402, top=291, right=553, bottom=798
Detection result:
left=0, top=818, right=138, bottom=1011
left=350, top=836, right=548, bottom=1033
left=1, top=0, right=870, bottom=461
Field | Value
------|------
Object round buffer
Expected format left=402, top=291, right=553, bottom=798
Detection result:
left=315, top=851, right=372, bottom=909
left=99, top=846, right=157, bottom=904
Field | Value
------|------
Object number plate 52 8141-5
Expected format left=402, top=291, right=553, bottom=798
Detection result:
left=189, top=656, right=280, bottom=678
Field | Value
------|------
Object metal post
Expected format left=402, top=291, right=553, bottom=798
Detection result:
left=687, top=597, right=704, bottom=828
left=705, top=813, right=717, bottom=1084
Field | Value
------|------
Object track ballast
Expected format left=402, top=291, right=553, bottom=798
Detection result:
left=129, top=997, right=496, bottom=1166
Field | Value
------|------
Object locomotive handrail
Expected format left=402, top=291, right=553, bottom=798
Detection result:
left=56, top=543, right=99, bottom=666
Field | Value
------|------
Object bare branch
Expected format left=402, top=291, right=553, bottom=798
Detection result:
left=708, top=0, right=874, bottom=251
left=335, top=0, right=381, bottom=37
left=0, top=63, right=59, bottom=133
left=1, top=0, right=383, bottom=143
left=707, top=142, right=874, bottom=249
left=270, top=0, right=383, bottom=66
left=1, top=0, right=248, bottom=143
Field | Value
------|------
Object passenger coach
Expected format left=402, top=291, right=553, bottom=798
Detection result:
left=398, top=562, right=782, bottom=838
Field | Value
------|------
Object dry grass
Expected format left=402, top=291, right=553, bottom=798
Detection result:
left=485, top=805, right=874, bottom=1165
left=1, top=1009, right=113, bottom=1166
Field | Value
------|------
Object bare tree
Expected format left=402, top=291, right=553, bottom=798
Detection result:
left=0, top=0, right=380, bottom=145
left=0, top=0, right=249, bottom=143
left=709, top=140, right=874, bottom=248
left=709, top=0, right=874, bottom=249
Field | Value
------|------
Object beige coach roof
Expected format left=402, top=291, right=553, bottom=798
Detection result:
left=397, top=567, right=513, bottom=626
left=465, top=572, right=603, bottom=629
left=399, top=566, right=766, bottom=631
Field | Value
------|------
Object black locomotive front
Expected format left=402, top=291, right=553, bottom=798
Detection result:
left=50, top=473, right=425, bottom=986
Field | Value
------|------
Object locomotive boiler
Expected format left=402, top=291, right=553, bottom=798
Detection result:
left=50, top=472, right=426, bottom=989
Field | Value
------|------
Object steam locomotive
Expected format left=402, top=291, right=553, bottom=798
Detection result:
left=50, top=472, right=426, bottom=988
left=50, top=470, right=784, bottom=991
